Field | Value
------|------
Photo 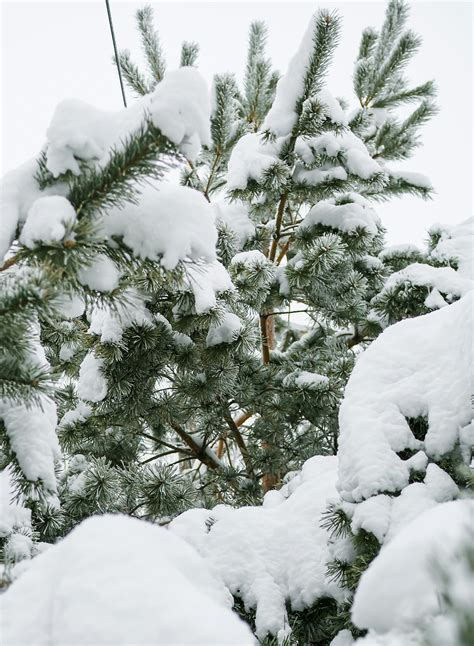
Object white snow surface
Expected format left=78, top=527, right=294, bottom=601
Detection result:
left=381, top=262, right=473, bottom=303
left=19, top=195, right=76, bottom=249
left=206, top=312, right=243, bottom=347
left=213, top=200, right=255, bottom=249
left=0, top=469, right=31, bottom=538
left=338, top=293, right=473, bottom=502
left=103, top=183, right=217, bottom=270
left=77, top=352, right=108, bottom=403
left=0, top=514, right=255, bottom=645
left=295, top=130, right=381, bottom=181
left=184, top=260, right=234, bottom=314
left=263, top=13, right=347, bottom=136
left=170, top=456, right=345, bottom=639
left=77, top=254, right=121, bottom=292
left=0, top=397, right=60, bottom=495
left=301, top=194, right=381, bottom=236
left=45, top=67, right=210, bottom=176
left=388, top=169, right=432, bottom=189
left=352, top=499, right=474, bottom=634
left=88, top=290, right=152, bottom=343
left=0, top=159, right=69, bottom=262
left=0, top=331, right=60, bottom=496
left=226, top=133, right=279, bottom=190
left=231, top=249, right=269, bottom=268
left=429, top=217, right=473, bottom=279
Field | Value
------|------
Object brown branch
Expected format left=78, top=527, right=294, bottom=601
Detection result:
left=0, top=252, right=22, bottom=273
left=169, top=422, right=221, bottom=471
left=276, top=239, right=291, bottom=265
left=223, top=411, right=254, bottom=477
left=268, top=191, right=289, bottom=262
left=259, top=313, right=271, bottom=364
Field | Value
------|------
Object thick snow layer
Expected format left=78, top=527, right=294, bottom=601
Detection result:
left=103, top=183, right=217, bottom=270
left=226, top=133, right=279, bottom=191
left=301, top=194, right=381, bottom=236
left=295, top=130, right=380, bottom=180
left=352, top=499, right=474, bottom=633
left=283, top=371, right=330, bottom=390
left=170, top=456, right=345, bottom=639
left=263, top=13, right=317, bottom=136
left=206, top=312, right=243, bottom=347
left=381, top=263, right=472, bottom=303
left=379, top=243, right=423, bottom=260
left=231, top=249, right=269, bottom=269
left=338, top=293, right=473, bottom=502
left=77, top=352, right=108, bottom=402
left=45, top=67, right=210, bottom=176
left=185, top=260, right=234, bottom=314
left=0, top=469, right=31, bottom=538
left=19, top=195, right=76, bottom=249
left=263, top=14, right=347, bottom=136
left=317, top=90, right=348, bottom=126
left=429, top=217, right=473, bottom=279
left=345, top=462, right=460, bottom=548
left=88, top=290, right=152, bottom=343
left=52, top=292, right=86, bottom=319
left=293, top=165, right=347, bottom=186
left=0, top=397, right=60, bottom=495
left=0, top=514, right=255, bottom=645
left=213, top=200, right=255, bottom=249
left=149, top=67, right=211, bottom=162
left=388, top=169, right=432, bottom=189
left=77, top=254, right=121, bottom=292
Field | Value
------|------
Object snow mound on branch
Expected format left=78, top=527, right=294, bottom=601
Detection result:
left=231, top=249, right=269, bottom=268
left=263, top=13, right=346, bottom=136
left=0, top=469, right=31, bottom=539
left=0, top=330, right=60, bottom=498
left=352, top=499, right=474, bottom=634
left=0, top=398, right=60, bottom=496
left=88, top=290, right=152, bottom=343
left=19, top=195, right=76, bottom=249
left=77, top=352, right=108, bottom=403
left=337, top=293, right=473, bottom=503
left=170, top=456, right=345, bottom=640
left=296, top=131, right=381, bottom=181
left=150, top=67, right=211, bottom=161
left=429, top=217, right=473, bottom=279
left=226, top=133, right=279, bottom=190
left=77, top=254, right=121, bottom=292
left=213, top=201, right=255, bottom=249
left=301, top=194, right=381, bottom=236
left=1, top=160, right=61, bottom=262
left=206, top=312, right=243, bottom=347
left=45, top=67, right=210, bottom=176
left=388, top=169, right=432, bottom=190
left=380, top=263, right=472, bottom=305
left=185, top=260, right=234, bottom=314
left=0, top=514, right=255, bottom=645
left=103, top=183, right=217, bottom=270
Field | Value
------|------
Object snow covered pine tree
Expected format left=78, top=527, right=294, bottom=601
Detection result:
left=1, top=1, right=471, bottom=645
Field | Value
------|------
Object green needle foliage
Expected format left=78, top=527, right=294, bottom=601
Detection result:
left=0, top=1, right=448, bottom=641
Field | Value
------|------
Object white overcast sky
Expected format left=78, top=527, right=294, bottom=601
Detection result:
left=1, top=0, right=472, bottom=244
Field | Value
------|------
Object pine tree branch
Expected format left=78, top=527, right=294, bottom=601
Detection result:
left=223, top=410, right=254, bottom=476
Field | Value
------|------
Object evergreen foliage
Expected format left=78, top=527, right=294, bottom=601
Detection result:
left=1, top=1, right=458, bottom=644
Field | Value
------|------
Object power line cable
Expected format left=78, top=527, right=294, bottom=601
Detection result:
left=105, top=0, right=127, bottom=108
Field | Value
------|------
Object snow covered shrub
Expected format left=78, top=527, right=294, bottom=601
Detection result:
left=1, top=0, right=465, bottom=642
left=0, top=0, right=438, bottom=556
left=324, top=291, right=473, bottom=642
left=0, top=514, right=255, bottom=645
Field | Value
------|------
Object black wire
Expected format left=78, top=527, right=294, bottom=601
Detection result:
left=105, top=0, right=127, bottom=108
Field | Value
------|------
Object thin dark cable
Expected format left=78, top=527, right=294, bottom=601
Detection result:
left=105, top=0, right=127, bottom=108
